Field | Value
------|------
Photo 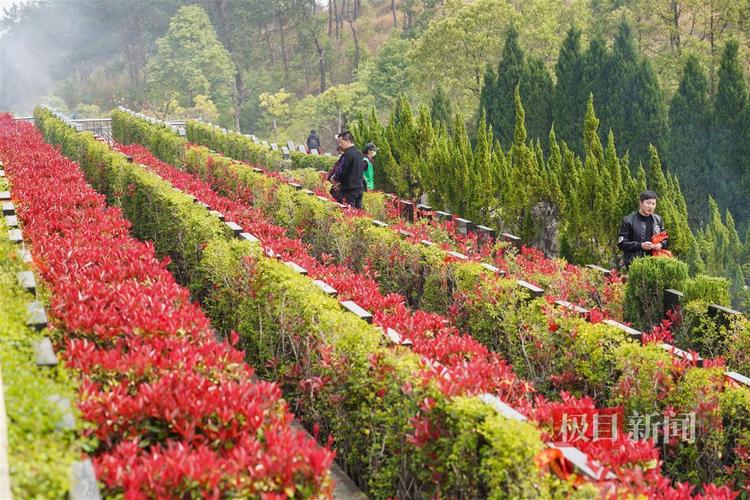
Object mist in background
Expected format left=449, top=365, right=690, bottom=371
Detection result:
left=0, top=0, right=179, bottom=115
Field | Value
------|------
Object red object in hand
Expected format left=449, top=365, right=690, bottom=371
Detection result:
left=651, top=231, right=673, bottom=257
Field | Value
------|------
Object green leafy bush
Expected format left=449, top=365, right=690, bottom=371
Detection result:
left=624, top=256, right=689, bottom=330
left=290, top=151, right=336, bottom=170
left=683, top=275, right=731, bottom=306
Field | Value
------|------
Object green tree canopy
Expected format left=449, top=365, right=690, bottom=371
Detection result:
left=145, top=5, right=234, bottom=117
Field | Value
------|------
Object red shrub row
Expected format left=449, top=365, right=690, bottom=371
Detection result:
left=0, top=115, right=334, bottom=499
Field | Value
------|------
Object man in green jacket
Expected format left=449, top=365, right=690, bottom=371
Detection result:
left=363, top=142, right=377, bottom=191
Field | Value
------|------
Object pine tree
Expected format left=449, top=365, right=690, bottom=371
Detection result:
left=553, top=26, right=586, bottom=154
left=667, top=55, right=711, bottom=226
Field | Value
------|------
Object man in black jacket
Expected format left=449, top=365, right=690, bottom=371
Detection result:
left=618, top=190, right=668, bottom=269
left=306, top=129, right=321, bottom=153
left=333, top=130, right=365, bottom=208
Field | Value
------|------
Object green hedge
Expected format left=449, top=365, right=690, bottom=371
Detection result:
left=185, top=120, right=284, bottom=170
left=0, top=191, right=80, bottom=496
left=39, top=108, right=230, bottom=284
left=40, top=107, right=570, bottom=499
left=683, top=275, right=731, bottom=306
left=624, top=256, right=690, bottom=330
left=110, top=109, right=186, bottom=166
left=196, top=239, right=563, bottom=498
left=290, top=151, right=336, bottom=170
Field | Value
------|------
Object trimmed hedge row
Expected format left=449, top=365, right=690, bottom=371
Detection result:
left=289, top=151, right=337, bottom=171
left=186, top=120, right=284, bottom=170
left=112, top=109, right=750, bottom=489
left=0, top=196, right=80, bottom=497
left=110, top=109, right=186, bottom=167
left=40, top=108, right=574, bottom=498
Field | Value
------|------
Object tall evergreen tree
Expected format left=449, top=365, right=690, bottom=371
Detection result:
left=646, top=146, right=691, bottom=255
left=491, top=26, right=526, bottom=147
left=430, top=83, right=453, bottom=130
left=667, top=55, right=711, bottom=226
left=524, top=57, right=554, bottom=149
left=553, top=26, right=586, bottom=154
left=605, top=22, right=667, bottom=166
left=711, top=40, right=750, bottom=223
left=469, top=110, right=496, bottom=222
left=582, top=35, right=610, bottom=119
left=629, top=59, right=669, bottom=163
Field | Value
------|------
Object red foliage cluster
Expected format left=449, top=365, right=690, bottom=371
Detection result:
left=0, top=115, right=333, bottom=498
left=116, top=141, right=729, bottom=495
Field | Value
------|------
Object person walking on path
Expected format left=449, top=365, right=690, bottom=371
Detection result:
left=362, top=142, right=377, bottom=191
left=333, top=131, right=364, bottom=209
left=617, top=190, right=668, bottom=269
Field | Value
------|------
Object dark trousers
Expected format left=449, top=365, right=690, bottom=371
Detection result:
left=343, top=190, right=363, bottom=209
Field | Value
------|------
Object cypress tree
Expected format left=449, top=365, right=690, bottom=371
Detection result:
left=583, top=35, right=610, bottom=119
left=493, top=26, right=526, bottom=148
left=711, top=40, right=748, bottom=219
left=725, top=209, right=744, bottom=260
left=415, top=105, right=435, bottom=200
left=629, top=59, right=668, bottom=163
left=646, top=146, right=693, bottom=255
left=605, top=21, right=668, bottom=167
left=687, top=235, right=706, bottom=275
left=470, top=110, right=496, bottom=222
left=553, top=26, right=586, bottom=154
left=430, top=84, right=454, bottom=130
left=602, top=23, right=638, bottom=150
left=524, top=57, right=554, bottom=148
left=603, top=130, right=625, bottom=251
left=667, top=172, right=693, bottom=256
left=703, top=197, right=728, bottom=275
left=478, top=64, right=497, bottom=130
left=448, top=114, right=473, bottom=215
left=425, top=121, right=450, bottom=209
left=667, top=55, right=711, bottom=226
